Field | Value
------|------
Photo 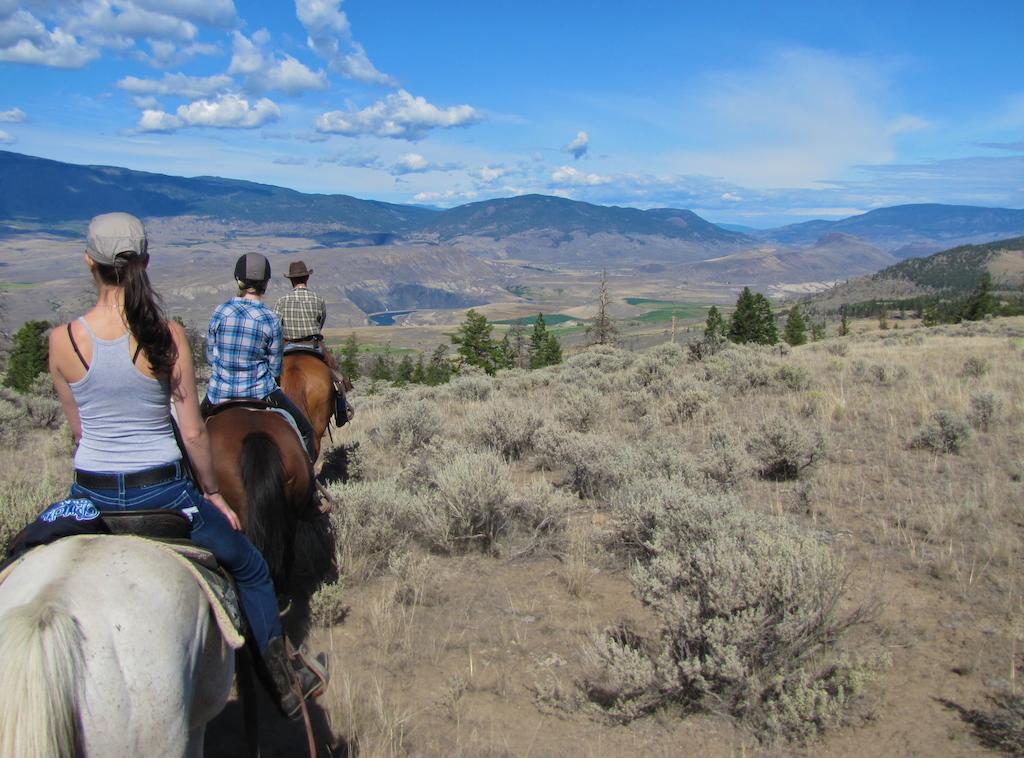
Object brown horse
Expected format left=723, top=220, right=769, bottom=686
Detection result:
left=280, top=352, right=335, bottom=461
left=206, top=406, right=317, bottom=589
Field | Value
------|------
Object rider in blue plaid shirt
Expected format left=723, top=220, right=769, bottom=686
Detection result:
left=201, top=253, right=317, bottom=461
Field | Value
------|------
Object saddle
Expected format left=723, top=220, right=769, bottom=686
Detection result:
left=203, top=398, right=274, bottom=417
left=283, top=342, right=328, bottom=361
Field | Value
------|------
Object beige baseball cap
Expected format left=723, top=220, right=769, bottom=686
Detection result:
left=86, top=212, right=148, bottom=267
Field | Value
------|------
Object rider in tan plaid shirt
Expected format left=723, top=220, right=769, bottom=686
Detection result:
left=274, top=261, right=354, bottom=425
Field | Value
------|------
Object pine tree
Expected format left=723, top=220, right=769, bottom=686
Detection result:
left=496, top=332, right=516, bottom=370
left=838, top=311, right=850, bottom=336
left=339, top=333, right=361, bottom=379
left=586, top=269, right=617, bottom=345
left=783, top=305, right=807, bottom=346
left=426, top=344, right=452, bottom=385
left=394, top=354, right=414, bottom=384
left=752, top=293, right=778, bottom=345
left=451, top=309, right=500, bottom=374
left=4, top=320, right=50, bottom=392
left=727, top=287, right=758, bottom=344
left=370, top=352, right=393, bottom=382
left=704, top=305, right=726, bottom=350
left=411, top=354, right=427, bottom=384
left=962, top=272, right=996, bottom=321
left=811, top=321, right=826, bottom=342
left=529, top=314, right=551, bottom=368
left=543, top=333, right=562, bottom=366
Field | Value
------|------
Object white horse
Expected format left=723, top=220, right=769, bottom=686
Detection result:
left=0, top=535, right=235, bottom=757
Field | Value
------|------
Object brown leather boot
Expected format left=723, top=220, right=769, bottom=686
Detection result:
left=263, top=637, right=329, bottom=719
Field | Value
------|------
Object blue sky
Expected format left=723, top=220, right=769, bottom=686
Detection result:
left=0, top=0, right=1021, bottom=226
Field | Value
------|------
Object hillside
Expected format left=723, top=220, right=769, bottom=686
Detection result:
left=804, top=236, right=1024, bottom=311
left=415, top=194, right=749, bottom=245
left=674, top=233, right=896, bottom=285
left=764, top=204, right=1024, bottom=256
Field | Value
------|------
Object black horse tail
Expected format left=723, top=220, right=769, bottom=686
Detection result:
left=241, top=431, right=288, bottom=587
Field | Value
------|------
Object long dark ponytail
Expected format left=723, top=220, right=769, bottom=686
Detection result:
left=96, top=254, right=177, bottom=384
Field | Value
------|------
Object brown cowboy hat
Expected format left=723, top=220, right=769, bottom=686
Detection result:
left=285, top=260, right=313, bottom=279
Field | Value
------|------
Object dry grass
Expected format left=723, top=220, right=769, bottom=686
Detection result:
left=3, top=316, right=1024, bottom=754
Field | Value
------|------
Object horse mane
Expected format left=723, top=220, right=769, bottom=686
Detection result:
left=0, top=590, right=85, bottom=758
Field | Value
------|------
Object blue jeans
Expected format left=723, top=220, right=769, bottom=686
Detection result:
left=70, top=464, right=282, bottom=652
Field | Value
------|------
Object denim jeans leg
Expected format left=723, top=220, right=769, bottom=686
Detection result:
left=265, top=388, right=317, bottom=460
left=186, top=494, right=283, bottom=651
left=72, top=474, right=282, bottom=652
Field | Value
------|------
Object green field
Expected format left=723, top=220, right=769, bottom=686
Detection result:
left=494, top=313, right=578, bottom=326
left=624, top=298, right=707, bottom=323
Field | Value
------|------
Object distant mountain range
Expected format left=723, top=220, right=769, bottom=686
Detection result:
left=4, top=150, right=1023, bottom=265
left=758, top=204, right=1024, bottom=258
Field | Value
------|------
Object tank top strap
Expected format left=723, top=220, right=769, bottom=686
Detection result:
left=77, top=316, right=96, bottom=339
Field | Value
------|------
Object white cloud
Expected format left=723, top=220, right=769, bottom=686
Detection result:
left=669, top=48, right=930, bottom=189
left=563, top=130, right=589, bottom=160
left=0, top=1, right=232, bottom=69
left=137, top=108, right=181, bottom=132
left=0, top=107, right=26, bottom=123
left=131, top=95, right=159, bottom=109
left=273, top=156, right=308, bottom=165
left=315, top=89, right=481, bottom=140
left=229, top=30, right=327, bottom=95
left=0, top=129, right=16, bottom=144
left=473, top=165, right=506, bottom=183
left=393, top=152, right=428, bottom=172
left=295, top=0, right=396, bottom=86
left=388, top=152, right=460, bottom=175
left=118, top=72, right=233, bottom=98
left=0, top=17, right=98, bottom=68
left=721, top=192, right=742, bottom=202
left=136, top=93, right=281, bottom=132
left=131, top=0, right=237, bottom=28
left=550, top=166, right=611, bottom=186
left=411, top=189, right=478, bottom=205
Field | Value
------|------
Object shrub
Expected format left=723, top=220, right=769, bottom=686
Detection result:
left=535, top=426, right=632, bottom=499
left=825, top=342, right=848, bottom=357
left=565, top=344, right=634, bottom=373
left=447, top=374, right=493, bottom=402
left=960, top=356, right=990, bottom=378
left=0, top=395, right=30, bottom=448
left=702, top=345, right=779, bottom=393
left=427, top=449, right=517, bottom=552
left=309, top=581, right=349, bottom=627
left=747, top=416, right=826, bottom=480
left=557, top=385, right=602, bottom=432
left=628, top=353, right=674, bottom=394
left=775, top=365, right=811, bottom=391
left=470, top=399, right=544, bottom=460
left=588, top=484, right=868, bottom=738
left=968, top=391, right=1004, bottom=432
left=866, top=363, right=907, bottom=385
left=423, top=450, right=569, bottom=549
left=661, top=378, right=711, bottom=423
left=910, top=411, right=972, bottom=454
left=375, top=399, right=443, bottom=452
left=699, top=429, right=753, bottom=489
left=326, top=478, right=428, bottom=579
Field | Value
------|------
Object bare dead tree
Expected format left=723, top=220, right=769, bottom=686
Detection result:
left=586, top=269, right=618, bottom=346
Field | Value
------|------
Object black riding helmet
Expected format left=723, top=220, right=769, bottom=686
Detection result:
left=234, top=253, right=271, bottom=292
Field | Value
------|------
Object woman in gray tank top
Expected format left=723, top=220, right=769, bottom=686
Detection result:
left=48, top=212, right=327, bottom=721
